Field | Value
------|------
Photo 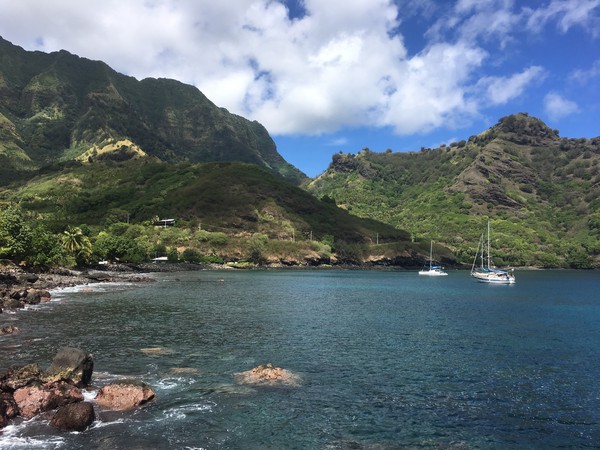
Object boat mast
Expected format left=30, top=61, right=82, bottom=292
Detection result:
left=487, top=221, right=492, bottom=269
left=429, top=240, right=433, bottom=270
left=472, top=232, right=485, bottom=272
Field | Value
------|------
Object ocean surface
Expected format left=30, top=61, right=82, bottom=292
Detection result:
left=1, top=269, right=599, bottom=449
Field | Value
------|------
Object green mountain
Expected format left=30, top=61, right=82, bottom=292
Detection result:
left=0, top=36, right=305, bottom=184
left=307, top=113, right=600, bottom=268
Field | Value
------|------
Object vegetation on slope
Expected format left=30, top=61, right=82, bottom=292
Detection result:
left=307, top=114, right=600, bottom=269
left=0, top=161, right=421, bottom=268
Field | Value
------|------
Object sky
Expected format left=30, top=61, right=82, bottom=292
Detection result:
left=0, top=0, right=599, bottom=177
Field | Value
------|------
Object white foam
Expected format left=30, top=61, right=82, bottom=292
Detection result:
left=159, top=402, right=215, bottom=422
left=155, top=376, right=197, bottom=390
left=91, top=417, right=128, bottom=429
left=0, top=422, right=65, bottom=449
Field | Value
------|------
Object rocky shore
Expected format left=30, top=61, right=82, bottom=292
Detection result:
left=0, top=347, right=155, bottom=431
left=0, top=261, right=153, bottom=325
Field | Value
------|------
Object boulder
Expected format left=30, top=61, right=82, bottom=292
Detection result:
left=234, top=363, right=301, bottom=387
left=23, top=289, right=51, bottom=305
left=13, top=382, right=83, bottom=419
left=18, top=273, right=39, bottom=284
left=50, top=402, right=95, bottom=432
left=10, top=289, right=28, bottom=300
left=13, top=384, right=56, bottom=419
left=0, top=273, right=18, bottom=286
left=95, top=380, right=155, bottom=410
left=44, top=347, right=93, bottom=387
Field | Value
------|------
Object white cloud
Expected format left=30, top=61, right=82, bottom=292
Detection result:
left=427, top=0, right=522, bottom=47
left=478, top=66, right=545, bottom=105
left=544, top=92, right=579, bottom=121
left=0, top=0, right=596, bottom=139
left=525, top=0, right=600, bottom=35
left=570, top=59, right=600, bottom=84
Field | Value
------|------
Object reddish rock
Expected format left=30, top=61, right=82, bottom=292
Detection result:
left=95, top=380, right=155, bottom=410
left=13, top=382, right=83, bottom=419
left=13, top=384, right=56, bottom=419
left=50, top=402, right=95, bottom=432
left=234, top=363, right=301, bottom=387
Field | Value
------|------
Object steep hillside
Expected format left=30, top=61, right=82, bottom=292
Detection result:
left=0, top=160, right=430, bottom=266
left=307, top=114, right=600, bottom=268
left=0, top=37, right=305, bottom=184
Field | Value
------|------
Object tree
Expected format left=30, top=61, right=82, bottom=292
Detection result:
left=248, top=233, right=268, bottom=265
left=62, top=226, right=92, bottom=265
left=0, top=204, right=33, bottom=262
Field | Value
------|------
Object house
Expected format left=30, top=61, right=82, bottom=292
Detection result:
left=154, top=218, right=175, bottom=227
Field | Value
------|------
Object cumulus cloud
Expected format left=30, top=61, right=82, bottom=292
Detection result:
left=0, top=0, right=596, bottom=138
left=478, top=66, right=545, bottom=105
left=543, top=92, right=579, bottom=121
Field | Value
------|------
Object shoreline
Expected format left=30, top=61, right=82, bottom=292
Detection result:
left=0, top=262, right=157, bottom=323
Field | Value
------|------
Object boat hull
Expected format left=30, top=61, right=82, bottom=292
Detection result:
left=419, top=269, right=448, bottom=276
left=471, top=271, right=515, bottom=284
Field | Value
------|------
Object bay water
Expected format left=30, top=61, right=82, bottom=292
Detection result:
left=1, top=269, right=599, bottom=449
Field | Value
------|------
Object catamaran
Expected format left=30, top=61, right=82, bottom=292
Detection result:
left=471, top=221, right=515, bottom=284
left=418, top=240, right=448, bottom=276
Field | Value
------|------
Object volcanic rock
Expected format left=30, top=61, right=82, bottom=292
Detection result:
left=50, top=402, right=95, bottom=432
left=95, top=380, right=156, bottom=410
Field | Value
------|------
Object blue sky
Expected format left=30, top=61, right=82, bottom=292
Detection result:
left=0, top=0, right=598, bottom=177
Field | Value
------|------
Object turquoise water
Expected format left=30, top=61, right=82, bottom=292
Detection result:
left=1, top=269, right=599, bottom=449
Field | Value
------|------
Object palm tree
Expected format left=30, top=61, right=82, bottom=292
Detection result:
left=62, top=226, right=92, bottom=262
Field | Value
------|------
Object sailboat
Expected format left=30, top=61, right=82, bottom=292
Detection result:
left=471, top=221, right=516, bottom=284
left=418, top=241, right=448, bottom=276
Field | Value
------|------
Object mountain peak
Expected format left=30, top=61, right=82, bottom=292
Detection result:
left=493, top=113, right=559, bottom=141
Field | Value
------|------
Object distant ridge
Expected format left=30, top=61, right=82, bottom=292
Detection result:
left=308, top=113, right=600, bottom=268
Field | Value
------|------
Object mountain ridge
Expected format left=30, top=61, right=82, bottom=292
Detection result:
left=0, top=36, right=305, bottom=184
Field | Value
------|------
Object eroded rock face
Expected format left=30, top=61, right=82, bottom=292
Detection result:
left=234, top=363, right=301, bottom=387
left=50, top=402, right=95, bottom=432
left=95, top=380, right=156, bottom=410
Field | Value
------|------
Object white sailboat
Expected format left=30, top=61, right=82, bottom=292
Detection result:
left=418, top=241, right=448, bottom=276
left=471, top=221, right=515, bottom=284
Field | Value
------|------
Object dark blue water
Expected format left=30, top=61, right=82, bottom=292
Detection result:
left=1, top=269, right=599, bottom=449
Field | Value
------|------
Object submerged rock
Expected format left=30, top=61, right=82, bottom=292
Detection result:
left=0, top=325, right=19, bottom=335
left=50, top=402, right=95, bottom=432
left=95, top=379, right=156, bottom=410
left=140, top=347, right=175, bottom=356
left=234, top=363, right=301, bottom=387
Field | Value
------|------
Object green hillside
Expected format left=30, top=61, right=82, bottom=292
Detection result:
left=0, top=160, right=423, bottom=267
left=307, top=114, right=600, bottom=269
left=0, top=36, right=305, bottom=184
